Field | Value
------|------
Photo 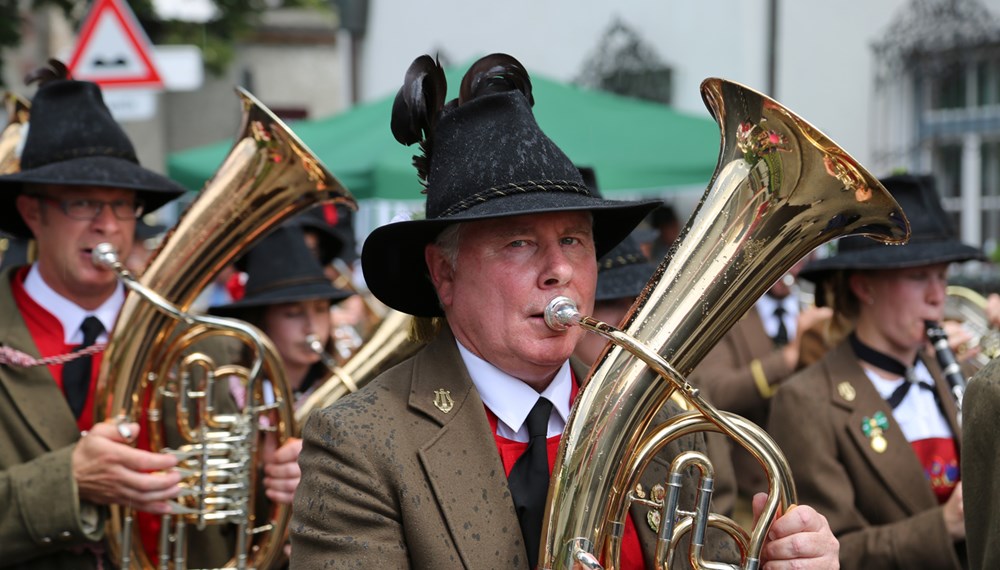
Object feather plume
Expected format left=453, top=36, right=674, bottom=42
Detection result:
left=24, top=59, right=70, bottom=87
left=390, top=55, right=447, bottom=188
left=458, top=53, right=533, bottom=107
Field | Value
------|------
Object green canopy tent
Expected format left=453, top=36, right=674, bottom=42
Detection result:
left=167, top=66, right=721, bottom=232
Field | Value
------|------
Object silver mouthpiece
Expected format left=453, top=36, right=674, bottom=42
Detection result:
left=305, top=334, right=324, bottom=353
left=92, top=242, right=119, bottom=268
left=544, top=296, right=581, bottom=332
left=781, top=273, right=795, bottom=287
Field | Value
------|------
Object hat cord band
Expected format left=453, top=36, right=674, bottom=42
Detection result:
left=23, top=146, right=138, bottom=169
left=243, top=275, right=331, bottom=298
left=600, top=252, right=646, bottom=270
left=437, top=179, right=590, bottom=218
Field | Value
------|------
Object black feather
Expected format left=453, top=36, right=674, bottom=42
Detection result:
left=24, top=59, right=70, bottom=87
left=390, top=55, right=447, bottom=189
left=458, top=53, right=533, bottom=107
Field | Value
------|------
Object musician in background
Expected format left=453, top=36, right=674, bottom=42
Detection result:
left=689, top=257, right=830, bottom=525
left=0, top=62, right=185, bottom=568
left=210, top=224, right=353, bottom=413
left=768, top=174, right=983, bottom=569
left=288, top=204, right=376, bottom=360
left=291, top=52, right=839, bottom=569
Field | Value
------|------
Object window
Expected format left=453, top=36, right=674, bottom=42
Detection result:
left=931, top=67, right=966, bottom=109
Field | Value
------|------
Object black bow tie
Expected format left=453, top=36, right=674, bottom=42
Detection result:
left=849, top=333, right=937, bottom=409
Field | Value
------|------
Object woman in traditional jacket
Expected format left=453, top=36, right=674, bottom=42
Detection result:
left=768, top=174, right=983, bottom=569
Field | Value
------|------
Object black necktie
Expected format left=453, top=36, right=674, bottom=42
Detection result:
left=773, top=305, right=788, bottom=346
left=63, top=316, right=104, bottom=419
left=508, top=397, right=553, bottom=570
left=885, top=372, right=938, bottom=409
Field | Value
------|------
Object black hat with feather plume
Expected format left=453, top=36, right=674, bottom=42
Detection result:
left=362, top=53, right=661, bottom=317
left=0, top=59, right=186, bottom=238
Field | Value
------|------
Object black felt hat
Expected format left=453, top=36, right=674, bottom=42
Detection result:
left=210, top=225, right=353, bottom=316
left=800, top=173, right=984, bottom=282
left=361, top=54, right=660, bottom=317
left=596, top=233, right=659, bottom=302
left=0, top=77, right=186, bottom=238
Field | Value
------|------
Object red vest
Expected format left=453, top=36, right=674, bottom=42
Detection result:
left=484, top=375, right=646, bottom=570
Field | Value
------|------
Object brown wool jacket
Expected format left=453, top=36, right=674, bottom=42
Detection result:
left=290, top=328, right=740, bottom=569
left=0, top=266, right=106, bottom=569
left=768, top=340, right=965, bottom=570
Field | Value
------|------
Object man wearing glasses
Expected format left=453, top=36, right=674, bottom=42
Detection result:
left=0, top=63, right=186, bottom=568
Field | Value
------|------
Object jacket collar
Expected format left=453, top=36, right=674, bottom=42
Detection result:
left=410, top=328, right=530, bottom=568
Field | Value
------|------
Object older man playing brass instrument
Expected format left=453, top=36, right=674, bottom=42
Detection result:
left=291, top=53, right=839, bottom=569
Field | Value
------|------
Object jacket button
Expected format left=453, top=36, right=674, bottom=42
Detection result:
left=59, top=531, right=72, bottom=540
left=41, top=537, right=52, bottom=544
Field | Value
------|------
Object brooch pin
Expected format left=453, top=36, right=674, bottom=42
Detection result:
left=862, top=411, right=889, bottom=453
left=837, top=381, right=856, bottom=402
left=433, top=389, right=454, bottom=413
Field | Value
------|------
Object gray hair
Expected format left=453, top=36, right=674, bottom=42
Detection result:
left=434, top=223, right=464, bottom=269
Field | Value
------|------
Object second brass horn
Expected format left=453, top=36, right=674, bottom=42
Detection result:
left=296, top=309, right=423, bottom=424
left=94, top=87, right=355, bottom=569
left=540, top=78, right=909, bottom=569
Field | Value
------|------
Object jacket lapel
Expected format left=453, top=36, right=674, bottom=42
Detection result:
left=412, top=332, right=527, bottom=569
left=827, top=343, right=938, bottom=515
left=0, top=267, right=80, bottom=451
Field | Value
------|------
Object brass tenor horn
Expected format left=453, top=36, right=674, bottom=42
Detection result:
left=93, top=87, right=355, bottom=569
left=540, top=78, right=910, bottom=570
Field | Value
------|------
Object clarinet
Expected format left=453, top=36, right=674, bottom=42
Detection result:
left=925, top=320, right=967, bottom=425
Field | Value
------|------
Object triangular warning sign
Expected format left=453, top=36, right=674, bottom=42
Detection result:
left=67, top=0, right=163, bottom=89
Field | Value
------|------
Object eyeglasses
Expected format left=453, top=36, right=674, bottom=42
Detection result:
left=32, top=195, right=144, bottom=221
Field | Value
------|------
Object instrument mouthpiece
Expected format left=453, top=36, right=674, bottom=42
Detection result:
left=544, top=296, right=581, bottom=332
left=305, top=334, right=324, bottom=353
left=92, top=242, right=119, bottom=268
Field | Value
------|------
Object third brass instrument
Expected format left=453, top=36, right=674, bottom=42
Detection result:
left=945, top=285, right=1000, bottom=370
left=93, top=87, right=355, bottom=569
left=540, top=78, right=910, bottom=570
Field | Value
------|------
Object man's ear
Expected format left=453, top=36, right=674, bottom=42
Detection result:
left=847, top=272, right=872, bottom=305
left=15, top=193, right=41, bottom=235
left=425, top=243, right=455, bottom=309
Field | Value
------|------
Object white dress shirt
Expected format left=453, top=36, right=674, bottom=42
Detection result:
left=24, top=263, right=123, bottom=343
left=755, top=293, right=799, bottom=341
left=456, top=340, right=572, bottom=443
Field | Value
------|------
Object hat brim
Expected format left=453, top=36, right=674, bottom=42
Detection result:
left=0, top=156, right=187, bottom=238
left=596, top=260, right=660, bottom=302
left=209, top=280, right=353, bottom=316
left=362, top=194, right=661, bottom=317
left=800, top=238, right=986, bottom=282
